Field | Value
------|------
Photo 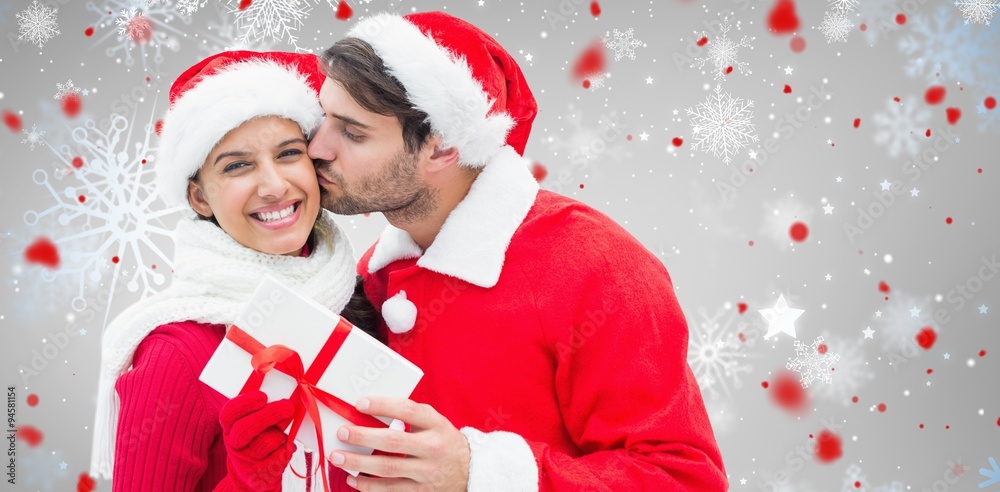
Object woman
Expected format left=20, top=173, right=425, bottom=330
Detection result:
left=90, top=51, right=372, bottom=491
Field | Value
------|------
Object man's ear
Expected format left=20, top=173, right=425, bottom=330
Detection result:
left=187, top=179, right=214, bottom=218
left=424, top=134, right=459, bottom=172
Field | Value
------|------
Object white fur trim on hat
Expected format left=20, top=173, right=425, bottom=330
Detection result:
left=156, top=60, right=323, bottom=208
left=382, top=290, right=417, bottom=334
left=348, top=14, right=515, bottom=168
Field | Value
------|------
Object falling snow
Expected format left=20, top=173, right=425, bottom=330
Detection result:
left=787, top=336, right=841, bottom=387
left=759, top=197, right=814, bottom=250
left=604, top=27, right=644, bottom=61
left=176, top=0, right=206, bottom=16
left=812, top=334, right=874, bottom=405
left=87, top=0, right=188, bottom=70
left=53, top=80, right=81, bottom=100
left=691, top=16, right=754, bottom=80
left=16, top=0, right=60, bottom=49
left=686, top=85, right=758, bottom=164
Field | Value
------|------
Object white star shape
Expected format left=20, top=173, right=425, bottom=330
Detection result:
left=672, top=109, right=679, bottom=115
left=79, top=328, right=87, bottom=335
left=59, top=461, right=67, bottom=470
left=478, top=0, right=485, bottom=5
left=639, top=131, right=649, bottom=141
left=910, top=188, right=920, bottom=197
left=645, top=76, right=653, bottom=84
left=748, top=149, right=758, bottom=159
left=944, top=353, right=951, bottom=359
left=836, top=176, right=843, bottom=182
left=784, top=66, right=794, bottom=75
left=741, top=478, right=748, bottom=485
left=525, top=53, right=533, bottom=62
left=979, top=304, right=989, bottom=314
left=825, top=274, right=832, bottom=281
left=880, top=179, right=892, bottom=191
left=759, top=294, right=804, bottom=339
left=875, top=310, right=882, bottom=317
left=910, top=306, right=921, bottom=317
left=823, top=204, right=834, bottom=214
left=863, top=326, right=875, bottom=339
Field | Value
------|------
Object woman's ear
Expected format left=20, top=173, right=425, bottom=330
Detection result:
left=187, top=179, right=214, bottom=218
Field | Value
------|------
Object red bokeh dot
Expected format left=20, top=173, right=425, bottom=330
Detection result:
left=980, top=350, right=987, bottom=357
left=789, top=221, right=809, bottom=242
left=112, top=256, right=120, bottom=264
left=761, top=381, right=769, bottom=389
left=72, top=157, right=84, bottom=169
left=790, top=36, right=806, bottom=53
left=27, top=394, right=39, bottom=407
left=851, top=396, right=859, bottom=403
left=85, top=27, right=94, bottom=37
left=878, top=403, right=887, bottom=412
left=985, top=96, right=996, bottom=110
left=582, top=80, right=591, bottom=89
left=78, top=195, right=86, bottom=203
left=946, top=217, right=953, bottom=224
left=896, top=13, right=907, bottom=24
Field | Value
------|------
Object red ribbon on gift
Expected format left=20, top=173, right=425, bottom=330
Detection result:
left=226, top=317, right=388, bottom=492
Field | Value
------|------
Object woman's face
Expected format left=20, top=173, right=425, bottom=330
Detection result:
left=187, top=116, right=321, bottom=256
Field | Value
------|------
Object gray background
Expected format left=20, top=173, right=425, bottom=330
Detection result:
left=1, top=0, right=999, bottom=490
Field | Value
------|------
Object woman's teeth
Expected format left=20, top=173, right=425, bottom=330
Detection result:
left=253, top=204, right=296, bottom=222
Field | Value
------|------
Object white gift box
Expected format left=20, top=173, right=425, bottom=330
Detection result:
left=200, top=275, right=423, bottom=475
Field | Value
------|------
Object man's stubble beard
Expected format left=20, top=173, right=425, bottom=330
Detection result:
left=317, top=148, right=437, bottom=225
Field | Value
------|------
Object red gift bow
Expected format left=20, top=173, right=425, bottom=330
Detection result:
left=226, top=317, right=388, bottom=492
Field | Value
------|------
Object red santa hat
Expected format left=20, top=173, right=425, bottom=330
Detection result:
left=156, top=50, right=326, bottom=208
left=346, top=12, right=537, bottom=167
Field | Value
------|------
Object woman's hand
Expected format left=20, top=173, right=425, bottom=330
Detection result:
left=216, top=391, right=295, bottom=492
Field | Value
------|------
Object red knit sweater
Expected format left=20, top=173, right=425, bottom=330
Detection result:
left=113, top=321, right=353, bottom=491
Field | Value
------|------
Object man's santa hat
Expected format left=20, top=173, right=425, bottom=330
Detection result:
left=345, top=11, right=537, bottom=167
left=156, top=51, right=326, bottom=208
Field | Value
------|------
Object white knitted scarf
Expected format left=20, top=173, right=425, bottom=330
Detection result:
left=90, top=210, right=356, bottom=491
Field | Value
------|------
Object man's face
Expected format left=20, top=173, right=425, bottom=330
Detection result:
left=308, top=77, right=434, bottom=220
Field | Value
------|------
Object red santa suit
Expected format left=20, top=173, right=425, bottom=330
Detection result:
left=358, top=147, right=728, bottom=491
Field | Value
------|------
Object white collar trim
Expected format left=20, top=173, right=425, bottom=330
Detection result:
left=367, top=146, right=540, bottom=288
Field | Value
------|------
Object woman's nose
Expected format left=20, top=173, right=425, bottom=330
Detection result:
left=256, top=161, right=290, bottom=198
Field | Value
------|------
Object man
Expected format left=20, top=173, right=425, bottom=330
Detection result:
left=307, top=11, right=727, bottom=491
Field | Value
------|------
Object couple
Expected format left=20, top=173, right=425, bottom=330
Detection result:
left=89, top=11, right=727, bottom=492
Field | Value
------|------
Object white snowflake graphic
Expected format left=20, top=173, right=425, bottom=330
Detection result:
left=818, top=10, right=856, bottom=43
left=686, top=85, right=758, bottom=164
left=226, top=0, right=323, bottom=53
left=691, top=16, right=754, bottom=80
left=956, top=0, right=1000, bottom=24
left=898, top=5, right=1000, bottom=85
left=759, top=197, right=814, bottom=250
left=176, top=0, right=206, bottom=16
left=688, top=305, right=755, bottom=401
left=830, top=0, right=860, bottom=12
left=54, top=80, right=81, bottom=100
left=873, top=96, right=931, bottom=158
left=588, top=72, right=611, bottom=91
left=17, top=0, right=61, bottom=49
left=23, top=110, right=179, bottom=323
left=21, top=125, right=45, bottom=151
left=787, top=336, right=841, bottom=387
left=116, top=8, right=150, bottom=41
left=194, top=0, right=277, bottom=55
left=87, top=0, right=189, bottom=70
left=604, top=27, right=644, bottom=61
left=811, top=333, right=874, bottom=405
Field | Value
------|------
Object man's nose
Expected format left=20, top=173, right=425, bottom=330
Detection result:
left=307, top=122, right=335, bottom=162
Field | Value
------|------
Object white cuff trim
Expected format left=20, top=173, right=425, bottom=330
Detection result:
left=459, top=427, right=539, bottom=492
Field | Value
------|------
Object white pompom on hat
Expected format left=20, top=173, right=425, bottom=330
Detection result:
left=156, top=50, right=326, bottom=208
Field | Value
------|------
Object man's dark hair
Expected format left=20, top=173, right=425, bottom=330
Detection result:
left=319, top=38, right=432, bottom=154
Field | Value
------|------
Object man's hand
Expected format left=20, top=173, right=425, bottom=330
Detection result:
left=330, top=397, right=470, bottom=491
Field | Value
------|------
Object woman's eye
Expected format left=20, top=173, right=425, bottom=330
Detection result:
left=341, top=128, right=363, bottom=142
left=278, top=148, right=303, bottom=158
left=223, top=161, right=248, bottom=173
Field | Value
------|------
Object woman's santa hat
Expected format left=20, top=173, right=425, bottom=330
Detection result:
left=345, top=11, right=537, bottom=168
left=156, top=51, right=326, bottom=208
